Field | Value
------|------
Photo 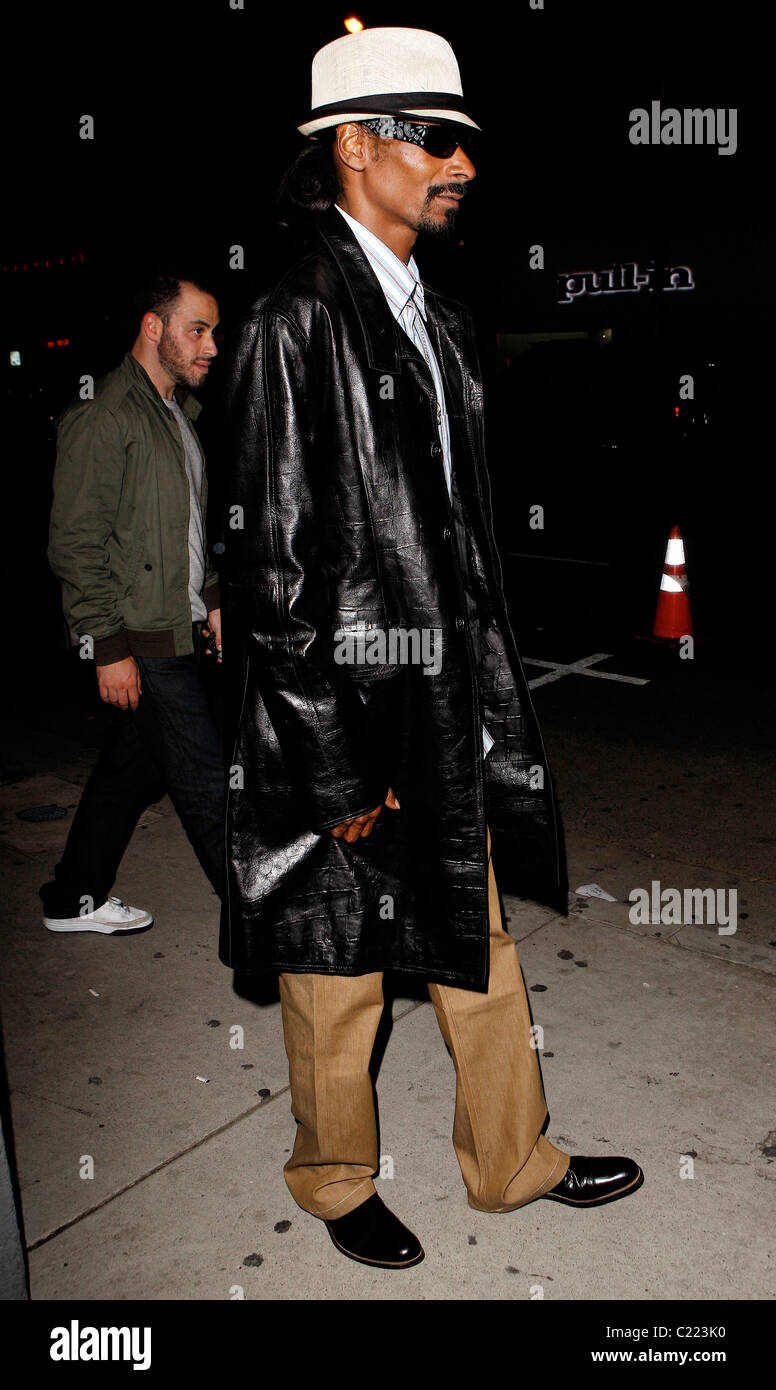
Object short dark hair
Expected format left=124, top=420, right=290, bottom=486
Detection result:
left=277, top=136, right=343, bottom=224
left=132, top=272, right=217, bottom=324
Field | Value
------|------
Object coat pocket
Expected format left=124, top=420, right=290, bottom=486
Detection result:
left=121, top=525, right=150, bottom=597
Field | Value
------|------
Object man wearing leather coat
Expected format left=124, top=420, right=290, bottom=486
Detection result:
left=219, top=27, right=643, bottom=1269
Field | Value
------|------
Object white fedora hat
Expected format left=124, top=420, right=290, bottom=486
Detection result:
left=298, top=26, right=480, bottom=137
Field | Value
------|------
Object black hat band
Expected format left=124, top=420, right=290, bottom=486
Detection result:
left=305, top=91, right=473, bottom=123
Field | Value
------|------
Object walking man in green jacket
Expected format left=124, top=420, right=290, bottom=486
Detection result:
left=40, top=275, right=226, bottom=933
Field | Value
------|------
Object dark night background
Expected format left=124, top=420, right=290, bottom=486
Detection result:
left=1, top=2, right=771, bottom=1316
left=1, top=0, right=770, bottom=719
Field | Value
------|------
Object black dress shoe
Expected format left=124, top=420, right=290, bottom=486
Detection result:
left=542, top=1155, right=644, bottom=1207
left=325, top=1193, right=425, bottom=1268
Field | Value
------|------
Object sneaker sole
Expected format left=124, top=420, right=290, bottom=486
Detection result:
left=542, top=1166, right=644, bottom=1207
left=44, top=918, right=154, bottom=934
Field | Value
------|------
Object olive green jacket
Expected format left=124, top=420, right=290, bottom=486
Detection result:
left=48, top=351, right=221, bottom=664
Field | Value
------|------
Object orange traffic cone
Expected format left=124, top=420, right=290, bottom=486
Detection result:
left=652, top=525, right=693, bottom=640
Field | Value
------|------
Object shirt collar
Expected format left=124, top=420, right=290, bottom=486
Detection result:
left=334, top=204, right=426, bottom=322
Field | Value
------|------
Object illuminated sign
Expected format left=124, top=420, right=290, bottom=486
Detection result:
left=10, top=350, right=21, bottom=366
left=557, top=261, right=695, bottom=305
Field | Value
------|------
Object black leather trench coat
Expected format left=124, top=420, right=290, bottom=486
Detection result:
left=218, top=205, right=567, bottom=990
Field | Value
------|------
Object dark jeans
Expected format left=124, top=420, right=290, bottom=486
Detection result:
left=40, top=624, right=226, bottom=918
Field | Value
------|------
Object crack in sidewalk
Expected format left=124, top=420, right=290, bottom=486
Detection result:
left=26, top=1087, right=290, bottom=1253
left=25, top=998, right=428, bottom=1253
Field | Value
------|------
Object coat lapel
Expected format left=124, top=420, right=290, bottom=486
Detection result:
left=422, top=288, right=484, bottom=505
left=316, top=207, right=484, bottom=508
left=316, top=207, right=406, bottom=375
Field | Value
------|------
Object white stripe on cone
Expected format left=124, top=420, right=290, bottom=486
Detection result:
left=664, top=537, right=686, bottom=565
left=660, top=573, right=685, bottom=593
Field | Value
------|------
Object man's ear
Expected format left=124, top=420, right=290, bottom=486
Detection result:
left=335, top=121, right=376, bottom=173
left=141, top=312, right=163, bottom=346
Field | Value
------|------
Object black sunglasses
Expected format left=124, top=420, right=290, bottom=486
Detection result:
left=358, top=117, right=478, bottom=159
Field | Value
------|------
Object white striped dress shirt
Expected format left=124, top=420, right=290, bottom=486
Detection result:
left=334, top=204, right=494, bottom=758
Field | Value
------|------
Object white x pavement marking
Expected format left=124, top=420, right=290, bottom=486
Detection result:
left=524, top=652, right=650, bottom=689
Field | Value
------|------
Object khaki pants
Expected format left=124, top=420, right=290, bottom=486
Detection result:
left=278, top=829, right=570, bottom=1218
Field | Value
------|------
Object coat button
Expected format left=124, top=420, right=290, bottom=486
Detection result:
left=443, top=525, right=451, bottom=541
left=455, top=616, right=465, bottom=631
left=144, top=563, right=153, bottom=571
left=430, top=442, right=441, bottom=457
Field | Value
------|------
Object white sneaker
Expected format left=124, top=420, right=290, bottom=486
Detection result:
left=43, top=896, right=154, bottom=934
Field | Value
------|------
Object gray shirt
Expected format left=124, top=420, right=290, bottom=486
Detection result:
left=163, top=396, right=207, bottom=622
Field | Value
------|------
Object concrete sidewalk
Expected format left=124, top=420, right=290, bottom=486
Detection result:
left=1, top=720, right=774, bottom=1301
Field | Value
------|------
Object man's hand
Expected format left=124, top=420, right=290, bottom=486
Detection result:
left=96, top=656, right=142, bottom=710
left=202, top=608, right=222, bottom=663
left=330, top=786, right=400, bottom=842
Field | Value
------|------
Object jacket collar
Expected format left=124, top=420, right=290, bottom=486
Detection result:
left=316, top=205, right=431, bottom=376
left=314, top=206, right=471, bottom=426
left=122, top=350, right=202, bottom=421
left=332, top=204, right=426, bottom=322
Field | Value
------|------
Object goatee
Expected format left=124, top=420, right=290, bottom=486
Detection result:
left=416, top=185, right=465, bottom=238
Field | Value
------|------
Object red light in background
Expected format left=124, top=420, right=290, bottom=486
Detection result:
left=0, top=253, right=85, bottom=272
left=674, top=406, right=680, bottom=416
